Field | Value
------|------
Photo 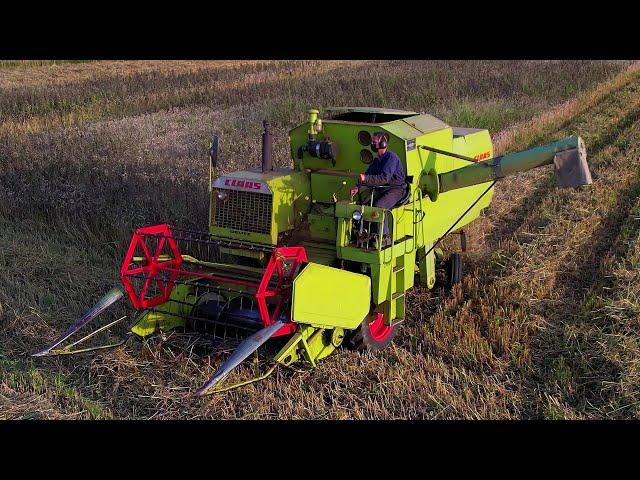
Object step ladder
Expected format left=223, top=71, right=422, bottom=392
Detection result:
left=387, top=253, right=406, bottom=326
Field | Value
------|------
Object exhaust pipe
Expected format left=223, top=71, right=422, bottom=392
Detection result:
left=262, top=120, right=273, bottom=172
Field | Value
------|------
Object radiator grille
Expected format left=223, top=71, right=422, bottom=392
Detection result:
left=214, top=190, right=272, bottom=235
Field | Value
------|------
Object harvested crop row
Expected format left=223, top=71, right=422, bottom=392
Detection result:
left=586, top=195, right=640, bottom=417
left=474, top=63, right=640, bottom=258
left=434, top=73, right=640, bottom=419
left=0, top=61, right=360, bottom=136
left=0, top=60, right=266, bottom=89
left=519, top=122, right=640, bottom=419
left=0, top=61, right=626, bottom=139
left=0, top=353, right=112, bottom=419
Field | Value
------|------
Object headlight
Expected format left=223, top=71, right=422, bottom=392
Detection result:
left=352, top=210, right=363, bottom=221
left=215, top=190, right=228, bottom=202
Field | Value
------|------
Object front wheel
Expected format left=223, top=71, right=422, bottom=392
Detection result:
left=347, top=312, right=397, bottom=352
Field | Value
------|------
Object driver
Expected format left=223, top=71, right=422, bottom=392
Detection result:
left=355, top=132, right=406, bottom=246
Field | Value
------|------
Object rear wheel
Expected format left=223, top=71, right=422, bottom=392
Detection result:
left=347, top=312, right=397, bottom=352
left=445, top=253, right=463, bottom=288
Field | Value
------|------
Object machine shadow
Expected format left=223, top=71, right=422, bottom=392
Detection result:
left=521, top=163, right=640, bottom=418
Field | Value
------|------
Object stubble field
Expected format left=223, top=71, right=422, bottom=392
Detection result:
left=1, top=59, right=639, bottom=419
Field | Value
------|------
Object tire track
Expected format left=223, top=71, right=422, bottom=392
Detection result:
left=0, top=61, right=366, bottom=137
left=522, top=120, right=640, bottom=418
left=408, top=76, right=640, bottom=418
left=482, top=74, right=640, bottom=255
left=407, top=73, right=640, bottom=367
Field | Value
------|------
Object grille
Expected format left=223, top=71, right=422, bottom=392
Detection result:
left=214, top=190, right=272, bottom=235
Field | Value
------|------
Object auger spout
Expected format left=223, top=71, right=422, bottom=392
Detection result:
left=420, top=135, right=591, bottom=200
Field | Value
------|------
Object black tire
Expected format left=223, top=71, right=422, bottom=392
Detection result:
left=347, top=313, right=397, bottom=352
left=445, top=253, right=463, bottom=288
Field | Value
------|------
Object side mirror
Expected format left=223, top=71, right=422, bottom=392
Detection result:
left=210, top=135, right=220, bottom=168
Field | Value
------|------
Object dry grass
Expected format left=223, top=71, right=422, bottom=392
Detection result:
left=0, top=60, right=266, bottom=89
left=458, top=71, right=640, bottom=418
left=1, top=60, right=638, bottom=419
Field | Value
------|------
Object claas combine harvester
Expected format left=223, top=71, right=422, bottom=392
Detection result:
left=34, top=107, right=592, bottom=395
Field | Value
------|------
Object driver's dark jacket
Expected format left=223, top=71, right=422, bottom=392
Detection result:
left=361, top=150, right=405, bottom=187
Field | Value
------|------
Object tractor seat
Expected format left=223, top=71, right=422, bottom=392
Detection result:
left=365, top=176, right=413, bottom=208
left=394, top=176, right=413, bottom=208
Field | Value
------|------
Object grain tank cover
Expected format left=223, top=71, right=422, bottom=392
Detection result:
left=325, top=106, right=418, bottom=119
left=384, top=112, right=450, bottom=141
left=323, top=107, right=450, bottom=140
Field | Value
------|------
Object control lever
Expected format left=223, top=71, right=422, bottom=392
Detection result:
left=331, top=180, right=348, bottom=203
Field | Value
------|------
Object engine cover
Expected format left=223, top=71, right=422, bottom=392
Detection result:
left=210, top=168, right=311, bottom=245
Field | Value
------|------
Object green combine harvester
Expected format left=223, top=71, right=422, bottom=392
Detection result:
left=34, top=107, right=592, bottom=395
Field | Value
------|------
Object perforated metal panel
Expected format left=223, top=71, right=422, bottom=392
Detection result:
left=214, top=190, right=272, bottom=234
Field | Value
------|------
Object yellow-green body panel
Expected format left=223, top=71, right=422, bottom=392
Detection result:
left=418, top=128, right=495, bottom=243
left=130, top=284, right=191, bottom=337
left=292, top=263, right=370, bottom=329
left=274, top=324, right=341, bottom=368
left=209, top=168, right=310, bottom=245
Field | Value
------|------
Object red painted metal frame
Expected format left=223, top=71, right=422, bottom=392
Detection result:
left=120, top=224, right=183, bottom=310
left=368, top=312, right=393, bottom=341
left=120, top=224, right=307, bottom=337
left=255, top=246, right=307, bottom=336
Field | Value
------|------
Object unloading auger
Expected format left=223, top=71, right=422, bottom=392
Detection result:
left=33, top=108, right=592, bottom=395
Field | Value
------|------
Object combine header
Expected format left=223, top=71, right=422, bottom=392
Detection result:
left=34, top=108, right=592, bottom=395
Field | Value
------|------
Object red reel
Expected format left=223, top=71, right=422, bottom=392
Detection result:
left=255, top=246, right=307, bottom=336
left=119, top=224, right=307, bottom=337
left=120, top=224, right=183, bottom=310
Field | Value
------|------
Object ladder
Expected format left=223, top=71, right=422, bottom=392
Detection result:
left=386, top=252, right=406, bottom=326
